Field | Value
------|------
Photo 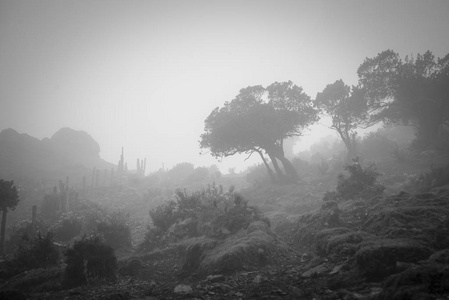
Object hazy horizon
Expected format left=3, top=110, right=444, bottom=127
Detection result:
left=1, top=0, right=448, bottom=173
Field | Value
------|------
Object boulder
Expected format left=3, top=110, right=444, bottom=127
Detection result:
left=380, top=263, right=449, bottom=299
left=173, top=284, right=193, bottom=295
left=356, top=238, right=432, bottom=281
left=315, top=228, right=373, bottom=257
left=362, top=195, right=449, bottom=249
left=184, top=221, right=289, bottom=275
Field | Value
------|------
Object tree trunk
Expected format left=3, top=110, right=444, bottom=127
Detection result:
left=0, top=209, right=7, bottom=255
left=256, top=150, right=276, bottom=183
left=268, top=153, right=286, bottom=181
left=278, top=155, right=300, bottom=182
left=345, top=141, right=357, bottom=162
left=338, top=130, right=358, bottom=162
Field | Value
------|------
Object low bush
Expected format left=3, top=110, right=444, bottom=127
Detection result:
left=140, top=184, right=269, bottom=250
left=246, top=164, right=272, bottom=186
left=96, top=211, right=132, bottom=249
left=63, top=235, right=117, bottom=287
left=325, top=159, right=385, bottom=201
left=212, top=194, right=270, bottom=236
left=403, top=164, right=449, bottom=193
left=50, top=213, right=83, bottom=242
left=5, top=219, right=48, bottom=254
left=149, top=199, right=178, bottom=233
left=2, top=232, right=59, bottom=277
left=359, top=131, right=398, bottom=159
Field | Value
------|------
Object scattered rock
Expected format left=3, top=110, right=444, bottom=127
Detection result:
left=252, top=274, right=263, bottom=285
left=173, top=284, right=193, bottom=295
left=426, top=248, right=449, bottom=264
left=301, top=264, right=328, bottom=278
left=206, top=274, right=225, bottom=283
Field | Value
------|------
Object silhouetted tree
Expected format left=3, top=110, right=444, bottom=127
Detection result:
left=315, top=80, right=367, bottom=161
left=200, top=81, right=318, bottom=183
left=0, top=179, right=20, bottom=254
left=358, top=50, right=449, bottom=148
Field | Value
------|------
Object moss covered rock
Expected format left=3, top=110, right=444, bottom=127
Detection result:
left=380, top=263, right=449, bottom=300
left=360, top=195, right=449, bottom=256
left=315, top=228, right=373, bottom=257
left=356, top=238, right=432, bottom=281
left=196, top=221, right=289, bottom=275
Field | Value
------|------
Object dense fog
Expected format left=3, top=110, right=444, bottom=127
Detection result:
left=1, top=1, right=448, bottom=299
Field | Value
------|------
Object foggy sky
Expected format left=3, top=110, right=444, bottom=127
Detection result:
left=1, top=0, right=448, bottom=173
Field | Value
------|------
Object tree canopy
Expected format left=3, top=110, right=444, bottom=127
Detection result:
left=1, top=179, right=20, bottom=254
left=357, top=50, right=449, bottom=147
left=315, top=80, right=367, bottom=160
left=0, top=179, right=19, bottom=212
left=200, top=81, right=318, bottom=182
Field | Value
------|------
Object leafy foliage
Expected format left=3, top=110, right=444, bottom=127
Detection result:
left=0, top=179, right=20, bottom=211
left=200, top=81, right=318, bottom=182
left=141, top=185, right=269, bottom=251
left=246, top=164, right=272, bottom=187
left=357, top=50, right=449, bottom=148
left=332, top=159, right=385, bottom=200
left=403, top=164, right=449, bottom=193
left=315, top=80, right=367, bottom=160
left=1, top=179, right=20, bottom=254
left=3, top=232, right=59, bottom=277
left=96, top=211, right=132, bottom=249
left=50, top=213, right=83, bottom=242
left=5, top=219, right=48, bottom=253
left=63, top=235, right=117, bottom=287
left=359, top=131, right=399, bottom=160
left=211, top=194, right=269, bottom=235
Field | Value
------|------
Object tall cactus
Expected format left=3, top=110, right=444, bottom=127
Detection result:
left=118, top=147, right=125, bottom=174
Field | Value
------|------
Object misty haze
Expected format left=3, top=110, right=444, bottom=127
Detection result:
left=1, top=0, right=449, bottom=299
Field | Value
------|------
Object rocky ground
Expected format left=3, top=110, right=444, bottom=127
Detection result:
left=2, top=182, right=449, bottom=300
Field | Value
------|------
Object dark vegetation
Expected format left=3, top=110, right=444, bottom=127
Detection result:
left=0, top=49, right=449, bottom=299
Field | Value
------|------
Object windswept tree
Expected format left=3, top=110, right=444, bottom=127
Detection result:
left=358, top=50, right=449, bottom=148
left=200, top=81, right=318, bottom=183
left=0, top=179, right=20, bottom=254
left=315, top=80, right=367, bottom=161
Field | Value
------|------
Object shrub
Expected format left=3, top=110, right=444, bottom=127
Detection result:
left=141, top=185, right=269, bottom=249
left=5, top=232, right=59, bottom=276
left=138, top=226, right=164, bottom=252
left=246, top=164, right=272, bottom=187
left=149, top=200, right=178, bottom=233
left=359, top=131, right=398, bottom=159
left=403, top=164, right=449, bottom=193
left=291, top=157, right=313, bottom=178
left=51, top=213, right=83, bottom=242
left=212, top=194, right=270, bottom=236
left=5, top=219, right=48, bottom=254
left=334, top=159, right=385, bottom=200
left=63, top=235, right=117, bottom=287
left=96, top=211, right=132, bottom=249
